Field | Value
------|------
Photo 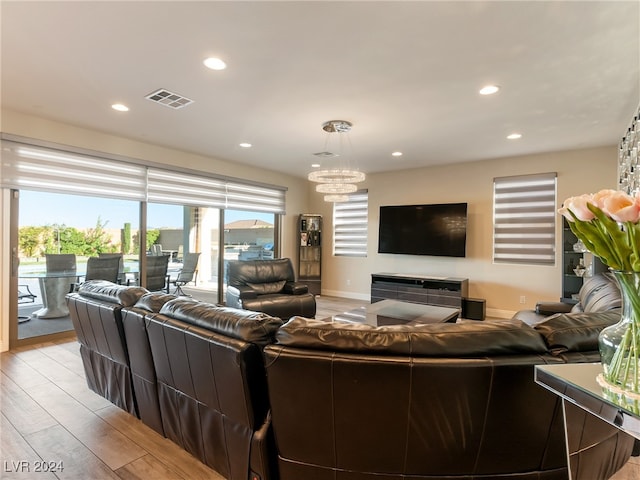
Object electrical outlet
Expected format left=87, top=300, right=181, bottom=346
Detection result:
left=519, top=295, right=526, bottom=304
left=346, top=279, right=351, bottom=286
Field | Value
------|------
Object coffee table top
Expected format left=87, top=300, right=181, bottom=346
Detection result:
left=325, top=299, right=460, bottom=326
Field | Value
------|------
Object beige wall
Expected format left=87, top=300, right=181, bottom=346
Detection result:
left=310, top=146, right=618, bottom=318
left=0, top=110, right=311, bottom=350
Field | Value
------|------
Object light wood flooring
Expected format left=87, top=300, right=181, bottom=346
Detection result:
left=2, top=295, right=639, bottom=479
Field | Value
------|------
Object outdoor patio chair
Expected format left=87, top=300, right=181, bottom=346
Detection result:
left=46, top=253, right=79, bottom=301
left=18, top=284, right=37, bottom=303
left=45, top=253, right=77, bottom=274
left=98, top=253, right=125, bottom=283
left=169, top=252, right=200, bottom=296
left=145, top=254, right=170, bottom=292
left=85, top=256, right=121, bottom=283
left=70, top=256, right=121, bottom=292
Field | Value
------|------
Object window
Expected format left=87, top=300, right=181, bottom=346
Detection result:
left=333, top=190, right=368, bottom=257
left=493, top=173, right=556, bottom=265
left=3, top=135, right=287, bottom=324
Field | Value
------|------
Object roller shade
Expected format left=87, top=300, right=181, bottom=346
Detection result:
left=1, top=137, right=287, bottom=214
left=493, top=173, right=556, bottom=265
left=333, top=190, right=368, bottom=257
left=147, top=168, right=286, bottom=214
left=0, top=139, right=146, bottom=201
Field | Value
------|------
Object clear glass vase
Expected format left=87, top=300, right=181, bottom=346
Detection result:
left=598, top=270, right=640, bottom=413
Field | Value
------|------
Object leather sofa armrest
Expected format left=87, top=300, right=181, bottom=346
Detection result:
left=536, top=301, right=573, bottom=315
left=283, top=281, right=309, bottom=295
left=227, top=285, right=258, bottom=299
left=226, top=285, right=252, bottom=309
left=250, top=412, right=277, bottom=480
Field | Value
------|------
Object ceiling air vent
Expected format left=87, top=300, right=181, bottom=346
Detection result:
left=145, top=88, right=194, bottom=109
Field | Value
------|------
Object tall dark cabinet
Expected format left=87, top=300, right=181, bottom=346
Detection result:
left=298, top=214, right=322, bottom=295
left=562, top=218, right=607, bottom=303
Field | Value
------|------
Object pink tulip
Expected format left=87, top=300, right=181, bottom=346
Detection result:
left=602, top=190, right=640, bottom=223
left=592, top=189, right=619, bottom=209
left=559, top=194, right=595, bottom=221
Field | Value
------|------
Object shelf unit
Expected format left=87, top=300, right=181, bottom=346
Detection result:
left=298, top=214, right=322, bottom=295
left=562, top=218, right=607, bottom=303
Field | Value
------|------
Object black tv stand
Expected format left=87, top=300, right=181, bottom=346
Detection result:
left=371, top=273, right=469, bottom=309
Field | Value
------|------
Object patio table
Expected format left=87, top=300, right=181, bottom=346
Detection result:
left=20, top=264, right=140, bottom=319
left=19, top=272, right=78, bottom=318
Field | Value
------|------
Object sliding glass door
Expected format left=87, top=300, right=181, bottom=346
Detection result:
left=147, top=203, right=220, bottom=302
left=222, top=209, right=277, bottom=297
left=13, top=189, right=140, bottom=344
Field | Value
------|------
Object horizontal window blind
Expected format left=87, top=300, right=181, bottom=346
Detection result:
left=0, top=139, right=147, bottom=201
left=493, top=173, right=556, bottom=265
left=333, top=190, right=368, bottom=257
left=1, top=137, right=287, bottom=214
left=147, top=168, right=285, bottom=214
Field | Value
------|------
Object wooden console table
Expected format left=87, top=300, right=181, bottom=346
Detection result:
left=371, top=273, right=468, bottom=309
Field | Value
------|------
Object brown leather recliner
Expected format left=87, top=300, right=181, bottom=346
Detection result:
left=263, top=316, right=634, bottom=480
left=120, top=292, right=177, bottom=436
left=66, top=280, right=149, bottom=416
left=144, top=298, right=283, bottom=480
left=226, top=258, right=316, bottom=319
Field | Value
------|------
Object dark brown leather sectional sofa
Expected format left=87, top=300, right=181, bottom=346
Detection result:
left=67, top=280, right=634, bottom=480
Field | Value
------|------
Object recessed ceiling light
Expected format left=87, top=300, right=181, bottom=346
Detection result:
left=391, top=151, right=403, bottom=157
left=111, top=103, right=129, bottom=112
left=203, top=57, right=227, bottom=70
left=479, top=85, right=500, bottom=95
left=239, top=143, right=252, bottom=148
left=507, top=133, right=522, bottom=140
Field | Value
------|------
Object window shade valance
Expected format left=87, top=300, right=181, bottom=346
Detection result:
left=1, top=137, right=287, bottom=214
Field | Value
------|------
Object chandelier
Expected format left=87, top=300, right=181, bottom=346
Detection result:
left=308, top=120, right=365, bottom=202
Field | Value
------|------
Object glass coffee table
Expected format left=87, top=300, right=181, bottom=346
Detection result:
left=325, top=299, right=460, bottom=326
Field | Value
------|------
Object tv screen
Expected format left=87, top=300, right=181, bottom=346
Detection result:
left=378, top=203, right=467, bottom=257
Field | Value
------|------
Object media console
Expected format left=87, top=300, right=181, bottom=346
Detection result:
left=371, top=273, right=469, bottom=309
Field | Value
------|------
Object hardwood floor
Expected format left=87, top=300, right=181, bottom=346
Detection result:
left=1, top=295, right=639, bottom=479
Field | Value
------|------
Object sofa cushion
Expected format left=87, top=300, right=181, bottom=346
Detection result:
left=276, top=317, right=548, bottom=357
left=247, top=279, right=286, bottom=295
left=228, top=258, right=295, bottom=286
left=78, top=280, right=148, bottom=307
left=133, top=292, right=177, bottom=313
left=534, top=311, right=621, bottom=355
left=159, top=297, right=283, bottom=346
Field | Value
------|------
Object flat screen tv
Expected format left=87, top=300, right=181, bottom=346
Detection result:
left=378, top=203, right=467, bottom=257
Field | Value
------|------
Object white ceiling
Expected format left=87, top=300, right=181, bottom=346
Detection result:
left=2, top=1, right=639, bottom=180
